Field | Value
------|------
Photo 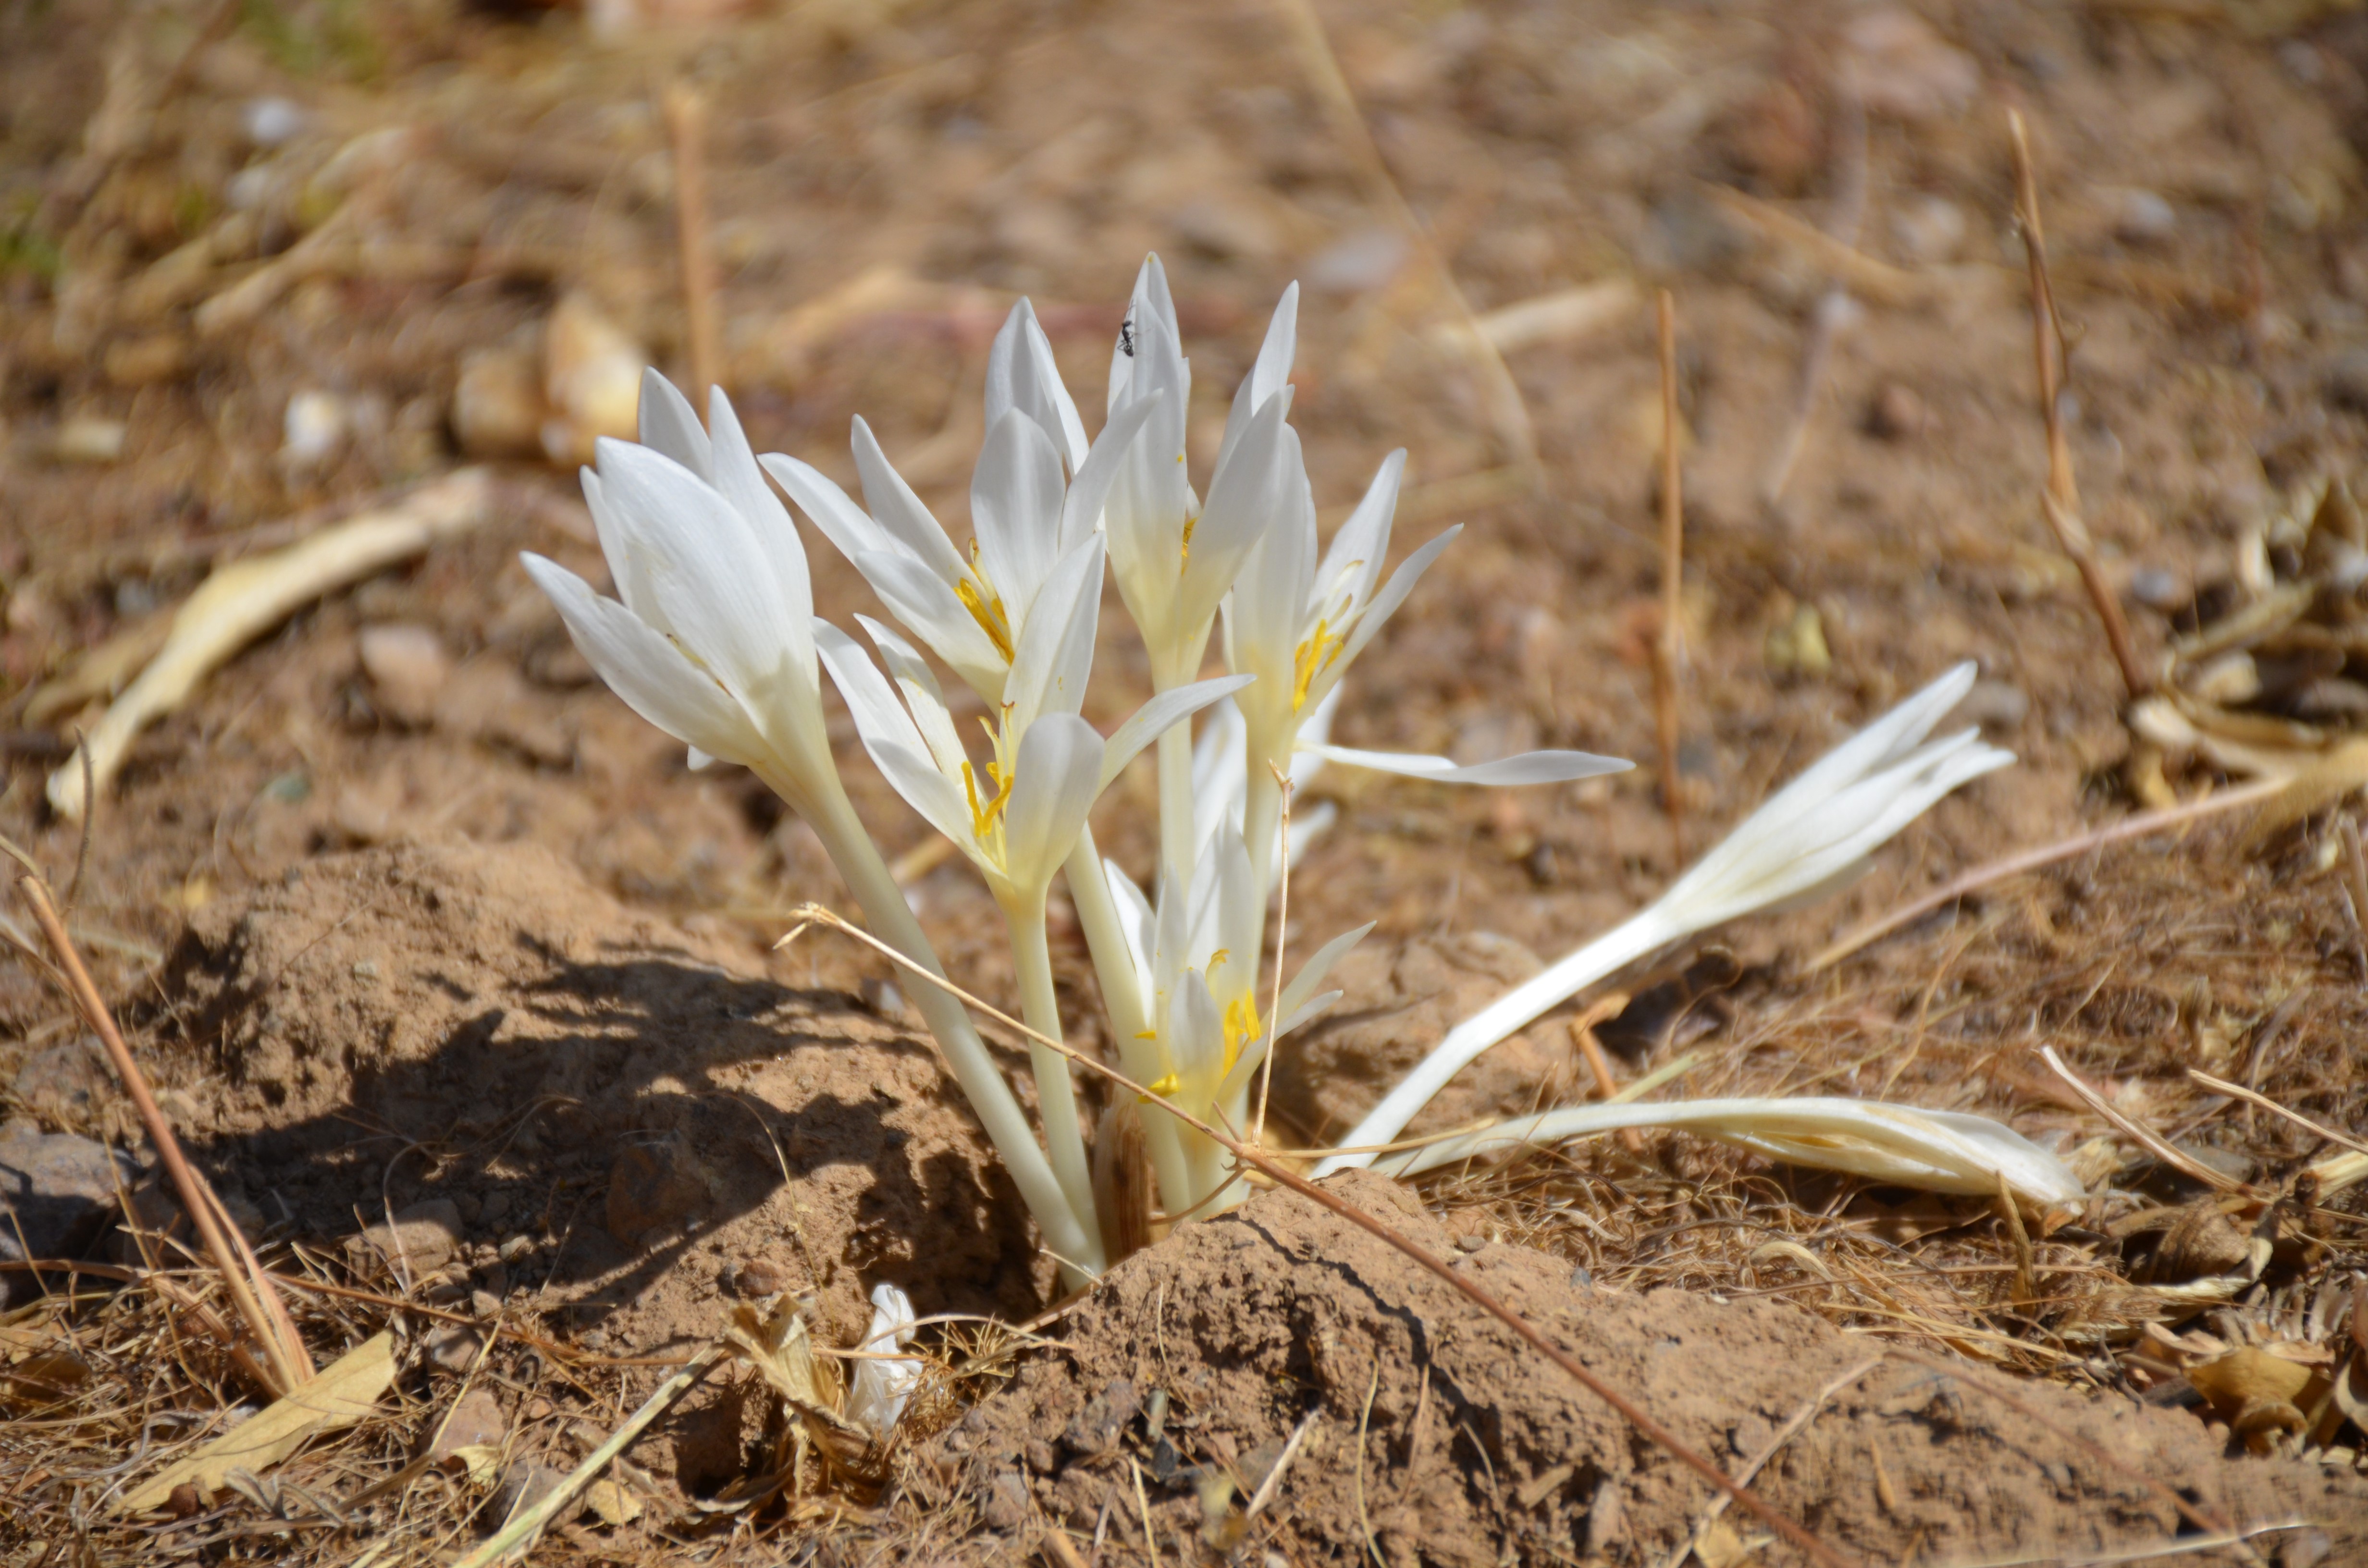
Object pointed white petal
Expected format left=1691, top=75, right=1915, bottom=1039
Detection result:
left=1001, top=713, right=1106, bottom=892
left=1306, top=743, right=1630, bottom=786
left=1315, top=449, right=1406, bottom=614
left=1278, top=921, right=1374, bottom=1024
left=851, top=416, right=970, bottom=584
left=1005, top=534, right=1104, bottom=731
left=812, top=618, right=932, bottom=765
left=708, top=389, right=814, bottom=665
left=1099, top=674, right=1256, bottom=794
left=1057, top=390, right=1160, bottom=556
left=856, top=614, right=970, bottom=779
left=580, top=466, right=657, bottom=625
left=851, top=548, right=1010, bottom=699
left=760, top=452, right=895, bottom=570
left=1215, top=281, right=1298, bottom=479
left=637, top=368, right=710, bottom=478
left=524, top=553, right=765, bottom=766
left=1182, top=400, right=1302, bottom=633
left=1336, top=524, right=1459, bottom=673
left=972, top=409, right=1067, bottom=622
left=1165, top=969, right=1224, bottom=1086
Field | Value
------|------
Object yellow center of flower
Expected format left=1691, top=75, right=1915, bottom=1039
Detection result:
left=1221, top=990, right=1262, bottom=1075
left=956, top=548, right=1015, bottom=663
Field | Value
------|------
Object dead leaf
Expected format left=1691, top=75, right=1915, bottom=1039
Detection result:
left=118, top=1332, right=397, bottom=1514
left=447, top=1442, right=505, bottom=1487
left=1695, top=1519, right=1757, bottom=1568
left=584, top=1477, right=642, bottom=1525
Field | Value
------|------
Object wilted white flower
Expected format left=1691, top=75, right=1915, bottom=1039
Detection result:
left=1318, top=662, right=2012, bottom=1175
left=847, top=1283, right=922, bottom=1436
left=1375, top=1096, right=2084, bottom=1207
left=524, top=371, right=1102, bottom=1280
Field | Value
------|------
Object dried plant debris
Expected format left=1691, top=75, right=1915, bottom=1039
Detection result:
left=2134, top=478, right=2368, bottom=797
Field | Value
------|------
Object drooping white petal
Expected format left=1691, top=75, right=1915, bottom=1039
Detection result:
left=812, top=619, right=933, bottom=771
left=524, top=553, right=766, bottom=769
left=637, top=367, right=711, bottom=478
left=1001, top=714, right=1107, bottom=893
left=846, top=1282, right=921, bottom=1436
left=1306, top=743, right=1630, bottom=787
left=1099, top=674, right=1256, bottom=794
left=1375, top=1097, right=2085, bottom=1206
left=1005, top=535, right=1104, bottom=733
left=1214, top=282, right=1298, bottom=480
left=971, top=409, right=1067, bottom=626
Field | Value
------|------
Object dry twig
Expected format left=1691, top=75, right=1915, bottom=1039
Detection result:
left=2008, top=109, right=2152, bottom=702
left=1653, top=289, right=1687, bottom=864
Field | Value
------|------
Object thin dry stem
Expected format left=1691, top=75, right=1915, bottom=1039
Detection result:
left=665, top=82, right=723, bottom=411
left=2007, top=108, right=2151, bottom=702
left=1653, top=288, right=1686, bottom=865
left=1567, top=992, right=1644, bottom=1156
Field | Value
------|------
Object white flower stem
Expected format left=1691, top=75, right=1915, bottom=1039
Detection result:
left=1312, top=906, right=1675, bottom=1176
left=1061, top=829, right=1193, bottom=1209
left=792, top=774, right=1102, bottom=1277
left=1004, top=896, right=1100, bottom=1237
left=1241, top=754, right=1285, bottom=910
left=1156, top=718, right=1196, bottom=888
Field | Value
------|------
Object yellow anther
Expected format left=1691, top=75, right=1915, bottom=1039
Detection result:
left=1292, top=618, right=1347, bottom=711
left=1179, top=512, right=1197, bottom=565
left=961, top=758, right=1013, bottom=842
left=1141, top=1072, right=1182, bottom=1101
left=954, top=574, right=1015, bottom=663
left=1221, top=992, right=1262, bottom=1074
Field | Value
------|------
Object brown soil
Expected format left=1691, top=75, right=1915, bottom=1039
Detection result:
left=5, top=0, right=2368, bottom=1558
left=941, top=1170, right=2368, bottom=1566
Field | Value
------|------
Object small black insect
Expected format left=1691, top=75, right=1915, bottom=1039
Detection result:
left=1118, top=314, right=1136, bottom=359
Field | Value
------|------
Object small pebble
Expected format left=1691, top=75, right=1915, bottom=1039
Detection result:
left=498, top=1233, right=535, bottom=1262
left=2127, top=566, right=2183, bottom=609
left=358, top=624, right=452, bottom=728
left=1889, top=193, right=1966, bottom=265
left=241, top=96, right=308, bottom=147
left=2111, top=188, right=2176, bottom=245
left=1455, top=1234, right=1488, bottom=1254
left=280, top=390, right=348, bottom=468
left=732, top=1257, right=788, bottom=1298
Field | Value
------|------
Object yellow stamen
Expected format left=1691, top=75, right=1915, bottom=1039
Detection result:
left=1292, top=618, right=1347, bottom=711
left=1179, top=512, right=1197, bottom=565
left=1221, top=991, right=1262, bottom=1074
left=961, top=758, right=1014, bottom=842
left=1142, top=1072, right=1181, bottom=1101
left=954, top=573, right=1015, bottom=663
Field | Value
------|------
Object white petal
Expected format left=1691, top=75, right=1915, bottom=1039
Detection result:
left=761, top=452, right=895, bottom=571
left=523, top=553, right=765, bottom=767
left=812, top=618, right=932, bottom=767
left=1165, top=969, right=1224, bottom=1087
left=1005, top=534, right=1103, bottom=731
left=972, top=409, right=1066, bottom=622
left=857, top=614, right=969, bottom=779
left=1215, top=281, right=1298, bottom=479
left=1315, top=449, right=1406, bottom=616
left=1100, top=674, right=1256, bottom=794
left=708, top=389, right=814, bottom=664
left=847, top=1282, right=921, bottom=1436
left=1186, top=392, right=1298, bottom=621
left=1306, top=743, right=1630, bottom=786
left=1336, top=524, right=1459, bottom=673
left=1058, top=390, right=1160, bottom=557
left=1277, top=921, right=1373, bottom=1024
left=580, top=466, right=657, bottom=625
left=851, top=416, right=970, bottom=584
left=1225, top=464, right=1316, bottom=690
left=853, top=549, right=1010, bottom=699
left=1109, top=254, right=1182, bottom=419
left=1001, top=713, right=1106, bottom=891
left=637, top=368, right=710, bottom=478
left=987, top=299, right=1088, bottom=471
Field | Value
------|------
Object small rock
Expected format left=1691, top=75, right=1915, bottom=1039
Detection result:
left=1024, top=1437, right=1057, bottom=1474
left=11, top=1038, right=111, bottom=1125
left=981, top=1469, right=1031, bottom=1531
left=541, top=293, right=647, bottom=467
left=50, top=416, right=127, bottom=466
left=470, top=1289, right=501, bottom=1318
left=732, top=1257, right=788, bottom=1298
left=425, top=1324, right=484, bottom=1373
left=1864, top=382, right=1929, bottom=441
left=433, top=660, right=572, bottom=766
left=1061, top=1377, right=1139, bottom=1457
left=432, top=1386, right=508, bottom=1462
left=498, top=1233, right=535, bottom=1262
left=280, top=390, right=348, bottom=469
left=2127, top=567, right=2183, bottom=610
left=2110, top=188, right=2176, bottom=246
left=1889, top=193, right=1966, bottom=265
left=1455, top=1233, right=1488, bottom=1254
left=1949, top=679, right=2029, bottom=732
left=350, top=1199, right=463, bottom=1281
left=605, top=1136, right=711, bottom=1245
left=0, top=1127, right=139, bottom=1303
left=453, top=345, right=547, bottom=460
left=358, top=624, right=451, bottom=728
left=241, top=96, right=308, bottom=147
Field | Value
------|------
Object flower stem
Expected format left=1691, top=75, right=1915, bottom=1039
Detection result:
left=1062, top=830, right=1193, bottom=1211
left=1005, top=896, right=1099, bottom=1236
left=794, top=774, right=1102, bottom=1279
left=1156, top=717, right=1196, bottom=889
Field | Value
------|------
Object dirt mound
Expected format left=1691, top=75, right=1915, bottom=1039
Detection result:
left=934, top=1171, right=2368, bottom=1567
left=153, top=837, right=1056, bottom=1358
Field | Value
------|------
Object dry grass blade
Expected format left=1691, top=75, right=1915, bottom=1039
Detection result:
left=1653, top=288, right=1686, bottom=865
left=116, top=1332, right=395, bottom=1514
left=778, top=902, right=1863, bottom=1568
left=1810, top=778, right=2286, bottom=970
left=13, top=870, right=313, bottom=1395
left=2039, top=1046, right=2249, bottom=1194
left=2006, top=109, right=2151, bottom=702
left=2185, top=1069, right=2368, bottom=1161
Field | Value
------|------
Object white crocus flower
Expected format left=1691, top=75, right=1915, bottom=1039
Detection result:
left=814, top=537, right=1249, bottom=1235
left=763, top=301, right=1159, bottom=707
left=1102, top=260, right=1307, bottom=882
left=1317, top=662, right=2013, bottom=1176
left=1376, top=1097, right=2084, bottom=1207
left=1223, top=442, right=1628, bottom=896
left=523, top=371, right=1101, bottom=1281
left=847, top=1282, right=923, bottom=1436
left=1102, top=833, right=1370, bottom=1215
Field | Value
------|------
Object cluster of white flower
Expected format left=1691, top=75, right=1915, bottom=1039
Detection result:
left=526, top=257, right=2066, bottom=1292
